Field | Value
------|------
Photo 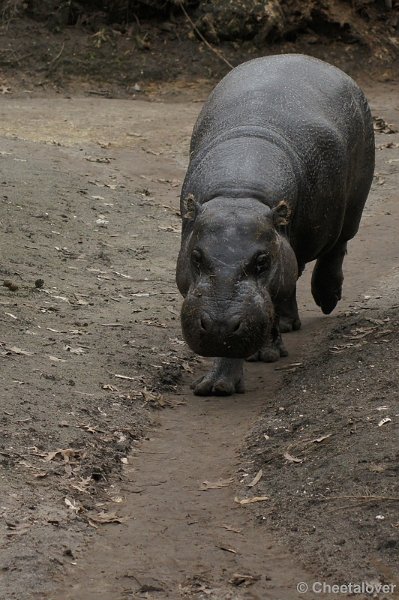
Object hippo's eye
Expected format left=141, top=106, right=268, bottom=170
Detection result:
left=191, top=249, right=202, bottom=269
left=255, top=253, right=270, bottom=274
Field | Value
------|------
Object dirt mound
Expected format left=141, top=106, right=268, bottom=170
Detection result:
left=195, top=0, right=398, bottom=59
left=243, top=309, right=399, bottom=582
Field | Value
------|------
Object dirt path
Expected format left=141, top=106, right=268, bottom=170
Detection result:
left=55, top=370, right=319, bottom=599
left=0, top=82, right=398, bottom=599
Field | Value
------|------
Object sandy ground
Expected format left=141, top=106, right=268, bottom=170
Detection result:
left=0, top=79, right=398, bottom=600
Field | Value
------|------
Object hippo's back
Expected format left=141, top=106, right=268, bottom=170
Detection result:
left=191, top=54, right=372, bottom=158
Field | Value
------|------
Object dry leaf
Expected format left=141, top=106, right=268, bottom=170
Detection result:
left=33, top=471, right=48, bottom=479
left=87, top=511, right=126, bottom=527
left=158, top=225, right=180, bottom=233
left=114, top=373, right=137, bottom=381
left=229, top=573, right=261, bottom=587
left=142, top=319, right=167, bottom=328
left=113, top=271, right=132, bottom=279
left=73, top=295, right=89, bottom=305
left=312, top=434, right=332, bottom=443
left=7, top=346, right=33, bottom=356
left=373, top=116, right=398, bottom=134
left=65, top=497, right=81, bottom=513
left=110, top=495, right=124, bottom=503
left=86, top=156, right=111, bottom=163
left=219, top=524, right=242, bottom=534
left=64, top=345, right=86, bottom=355
left=48, top=355, right=66, bottom=362
left=77, top=424, right=98, bottom=434
left=44, top=448, right=83, bottom=463
left=247, top=469, right=263, bottom=488
left=275, top=362, right=303, bottom=371
left=283, top=451, right=303, bottom=464
left=217, top=545, right=237, bottom=554
left=378, top=417, right=392, bottom=427
left=70, top=477, right=92, bottom=493
left=142, top=389, right=169, bottom=408
left=200, top=478, right=233, bottom=491
left=234, top=496, right=269, bottom=505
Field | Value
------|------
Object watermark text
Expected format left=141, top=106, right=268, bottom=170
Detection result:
left=297, top=581, right=397, bottom=595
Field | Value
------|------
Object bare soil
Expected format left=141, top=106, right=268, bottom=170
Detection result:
left=0, top=19, right=398, bottom=600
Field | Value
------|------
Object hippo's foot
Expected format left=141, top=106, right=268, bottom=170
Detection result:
left=247, top=337, right=288, bottom=363
left=192, top=358, right=245, bottom=396
left=311, top=242, right=347, bottom=315
left=279, top=315, right=301, bottom=333
left=312, top=284, right=342, bottom=315
left=312, top=263, right=344, bottom=314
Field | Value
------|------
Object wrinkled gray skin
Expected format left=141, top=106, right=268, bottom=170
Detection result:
left=176, top=54, right=375, bottom=396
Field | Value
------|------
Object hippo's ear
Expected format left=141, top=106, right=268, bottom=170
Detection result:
left=182, top=193, right=202, bottom=222
left=272, top=200, right=291, bottom=228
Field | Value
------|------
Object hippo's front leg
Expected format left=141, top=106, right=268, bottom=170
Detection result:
left=192, top=358, right=245, bottom=396
left=278, top=287, right=302, bottom=333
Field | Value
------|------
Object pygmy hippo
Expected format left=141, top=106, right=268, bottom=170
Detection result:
left=176, top=54, right=375, bottom=396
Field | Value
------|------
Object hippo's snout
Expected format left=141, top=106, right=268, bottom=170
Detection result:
left=181, top=293, right=273, bottom=359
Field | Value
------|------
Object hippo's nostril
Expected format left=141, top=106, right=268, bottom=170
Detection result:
left=232, top=321, right=241, bottom=333
left=200, top=312, right=212, bottom=332
left=228, top=316, right=242, bottom=334
left=199, top=312, right=242, bottom=335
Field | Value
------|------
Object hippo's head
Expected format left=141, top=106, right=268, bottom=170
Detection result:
left=176, top=196, right=298, bottom=358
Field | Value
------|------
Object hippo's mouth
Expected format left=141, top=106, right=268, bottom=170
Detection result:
left=182, top=326, right=267, bottom=359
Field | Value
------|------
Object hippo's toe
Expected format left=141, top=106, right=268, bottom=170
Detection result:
left=279, top=316, right=302, bottom=333
left=192, top=373, right=245, bottom=396
left=247, top=337, right=288, bottom=362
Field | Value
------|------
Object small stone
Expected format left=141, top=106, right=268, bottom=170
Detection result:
left=3, top=280, right=18, bottom=291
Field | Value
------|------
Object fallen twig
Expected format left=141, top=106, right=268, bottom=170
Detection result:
left=48, top=42, right=65, bottom=70
left=178, top=1, right=234, bottom=70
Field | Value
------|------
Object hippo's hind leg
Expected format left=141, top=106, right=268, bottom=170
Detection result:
left=192, top=358, right=245, bottom=396
left=311, top=240, right=347, bottom=314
